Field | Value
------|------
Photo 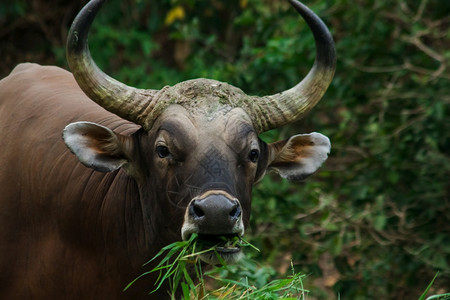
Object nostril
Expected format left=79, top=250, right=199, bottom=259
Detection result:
left=191, top=201, right=205, bottom=218
left=229, top=205, right=241, bottom=220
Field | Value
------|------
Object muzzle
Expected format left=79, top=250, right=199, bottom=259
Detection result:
left=181, top=190, right=245, bottom=264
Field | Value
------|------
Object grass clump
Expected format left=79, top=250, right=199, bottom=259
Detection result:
left=124, top=233, right=204, bottom=298
left=206, top=261, right=307, bottom=299
left=124, top=233, right=309, bottom=299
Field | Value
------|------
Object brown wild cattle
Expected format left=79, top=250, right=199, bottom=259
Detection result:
left=0, top=0, right=335, bottom=298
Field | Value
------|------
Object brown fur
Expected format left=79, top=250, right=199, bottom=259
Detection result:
left=0, top=64, right=167, bottom=299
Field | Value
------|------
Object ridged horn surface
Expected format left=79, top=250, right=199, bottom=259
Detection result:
left=246, top=0, right=336, bottom=133
left=67, top=0, right=159, bottom=129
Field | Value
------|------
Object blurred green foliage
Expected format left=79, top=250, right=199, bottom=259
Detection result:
left=1, top=0, right=449, bottom=298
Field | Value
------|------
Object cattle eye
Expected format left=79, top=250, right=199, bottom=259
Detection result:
left=248, top=149, right=259, bottom=163
left=156, top=145, right=171, bottom=158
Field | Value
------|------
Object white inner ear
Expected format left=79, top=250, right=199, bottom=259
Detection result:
left=63, top=121, right=127, bottom=172
left=292, top=132, right=330, bottom=176
left=271, top=132, right=331, bottom=181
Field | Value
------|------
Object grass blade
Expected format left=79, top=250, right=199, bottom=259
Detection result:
left=419, top=272, right=439, bottom=300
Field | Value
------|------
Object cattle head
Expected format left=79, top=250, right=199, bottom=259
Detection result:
left=63, top=0, right=335, bottom=264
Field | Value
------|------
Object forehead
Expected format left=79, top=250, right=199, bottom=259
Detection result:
left=156, top=104, right=255, bottom=137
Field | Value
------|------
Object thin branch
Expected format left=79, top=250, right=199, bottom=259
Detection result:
left=392, top=114, right=426, bottom=137
left=413, top=0, right=429, bottom=23
left=403, top=35, right=444, bottom=62
left=404, top=60, right=450, bottom=81
left=350, top=63, right=405, bottom=73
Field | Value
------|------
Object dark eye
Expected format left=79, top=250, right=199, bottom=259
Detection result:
left=248, top=149, right=259, bottom=163
left=156, top=145, right=171, bottom=158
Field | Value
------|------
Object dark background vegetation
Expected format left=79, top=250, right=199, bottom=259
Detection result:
left=1, top=0, right=449, bottom=298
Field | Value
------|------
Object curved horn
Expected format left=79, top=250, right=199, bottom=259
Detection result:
left=248, top=0, right=336, bottom=133
left=67, top=0, right=159, bottom=128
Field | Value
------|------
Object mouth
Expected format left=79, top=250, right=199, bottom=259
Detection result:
left=195, top=234, right=244, bottom=265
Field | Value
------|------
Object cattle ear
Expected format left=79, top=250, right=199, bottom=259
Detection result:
left=63, top=122, right=130, bottom=172
left=267, top=132, right=330, bottom=181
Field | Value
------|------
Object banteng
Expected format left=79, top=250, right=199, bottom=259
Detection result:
left=0, top=0, right=335, bottom=298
